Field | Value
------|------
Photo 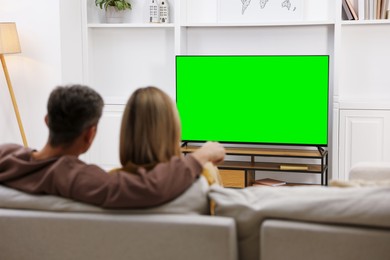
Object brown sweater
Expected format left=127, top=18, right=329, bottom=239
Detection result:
left=0, top=143, right=202, bottom=209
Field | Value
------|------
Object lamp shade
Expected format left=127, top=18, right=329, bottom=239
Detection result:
left=0, top=22, right=21, bottom=54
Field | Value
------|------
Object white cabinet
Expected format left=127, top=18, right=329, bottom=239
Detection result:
left=337, top=18, right=390, bottom=179
left=339, top=108, right=390, bottom=180
left=68, top=0, right=390, bottom=178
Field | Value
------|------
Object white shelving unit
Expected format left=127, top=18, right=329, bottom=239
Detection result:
left=71, top=0, right=390, bottom=180
left=338, top=10, right=390, bottom=179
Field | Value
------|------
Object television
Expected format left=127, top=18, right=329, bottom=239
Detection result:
left=176, top=55, right=329, bottom=147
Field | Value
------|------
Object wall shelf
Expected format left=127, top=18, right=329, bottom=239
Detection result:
left=341, top=20, right=390, bottom=25
left=181, top=21, right=335, bottom=27
left=88, top=23, right=175, bottom=28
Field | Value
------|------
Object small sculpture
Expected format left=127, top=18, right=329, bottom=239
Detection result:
left=149, top=0, right=159, bottom=23
left=159, top=0, right=169, bottom=23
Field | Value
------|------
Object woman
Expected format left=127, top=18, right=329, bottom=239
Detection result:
left=119, top=86, right=183, bottom=172
left=112, top=86, right=224, bottom=204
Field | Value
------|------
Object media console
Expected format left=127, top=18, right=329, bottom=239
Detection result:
left=182, top=146, right=328, bottom=187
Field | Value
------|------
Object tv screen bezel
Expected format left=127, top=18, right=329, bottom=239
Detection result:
left=175, top=55, right=330, bottom=147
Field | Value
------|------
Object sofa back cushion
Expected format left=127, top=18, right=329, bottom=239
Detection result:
left=0, top=176, right=210, bottom=215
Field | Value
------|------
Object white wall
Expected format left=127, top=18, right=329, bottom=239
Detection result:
left=0, top=0, right=62, bottom=148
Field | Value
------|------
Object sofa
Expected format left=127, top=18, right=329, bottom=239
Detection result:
left=0, top=177, right=237, bottom=260
left=210, top=184, right=390, bottom=260
left=209, top=162, right=390, bottom=260
left=1, top=165, right=390, bottom=260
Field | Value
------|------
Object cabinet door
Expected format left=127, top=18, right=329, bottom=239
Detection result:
left=339, top=109, right=390, bottom=180
left=219, top=169, right=246, bottom=188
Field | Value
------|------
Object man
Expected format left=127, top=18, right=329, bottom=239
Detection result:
left=0, top=85, right=225, bottom=209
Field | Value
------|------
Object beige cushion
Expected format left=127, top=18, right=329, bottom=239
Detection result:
left=350, top=162, right=390, bottom=181
left=209, top=185, right=390, bottom=260
left=330, top=179, right=390, bottom=187
left=0, top=176, right=210, bottom=215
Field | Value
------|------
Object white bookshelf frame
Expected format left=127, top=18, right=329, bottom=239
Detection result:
left=71, top=0, right=390, bottom=179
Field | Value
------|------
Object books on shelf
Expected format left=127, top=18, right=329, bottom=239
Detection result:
left=347, top=0, right=390, bottom=20
left=254, top=178, right=287, bottom=187
left=343, top=0, right=357, bottom=20
left=381, top=0, right=389, bottom=19
left=358, top=0, right=365, bottom=19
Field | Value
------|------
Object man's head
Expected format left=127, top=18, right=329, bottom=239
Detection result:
left=46, top=85, right=104, bottom=148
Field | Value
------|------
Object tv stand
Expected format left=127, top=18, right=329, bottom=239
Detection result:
left=182, top=145, right=328, bottom=187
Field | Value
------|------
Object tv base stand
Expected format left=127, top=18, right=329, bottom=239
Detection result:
left=182, top=145, right=328, bottom=188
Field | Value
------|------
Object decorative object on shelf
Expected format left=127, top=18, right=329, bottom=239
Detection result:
left=95, top=0, right=132, bottom=23
left=149, top=0, right=160, bottom=23
left=0, top=22, right=28, bottom=147
left=159, top=0, right=169, bottom=23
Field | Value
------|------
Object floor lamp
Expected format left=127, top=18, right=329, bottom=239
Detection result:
left=0, top=22, right=28, bottom=147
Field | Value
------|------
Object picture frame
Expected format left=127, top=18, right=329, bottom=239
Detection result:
left=217, top=0, right=304, bottom=23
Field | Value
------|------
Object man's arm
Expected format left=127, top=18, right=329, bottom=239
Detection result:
left=69, top=154, right=202, bottom=209
left=0, top=144, right=23, bottom=158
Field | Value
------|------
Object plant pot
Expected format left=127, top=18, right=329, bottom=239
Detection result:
left=105, top=6, right=125, bottom=23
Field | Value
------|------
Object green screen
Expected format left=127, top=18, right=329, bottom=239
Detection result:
left=176, top=55, right=329, bottom=146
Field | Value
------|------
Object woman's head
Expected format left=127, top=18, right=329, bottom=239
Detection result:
left=120, top=86, right=181, bottom=170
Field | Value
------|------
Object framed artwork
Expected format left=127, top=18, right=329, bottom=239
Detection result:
left=218, top=0, right=303, bottom=23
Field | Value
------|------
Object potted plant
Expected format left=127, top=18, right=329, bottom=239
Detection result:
left=95, top=0, right=132, bottom=23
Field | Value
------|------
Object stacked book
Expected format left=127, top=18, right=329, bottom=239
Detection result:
left=342, top=0, right=389, bottom=20
left=253, top=178, right=287, bottom=187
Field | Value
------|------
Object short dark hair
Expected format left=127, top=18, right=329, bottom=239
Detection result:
left=47, top=85, right=104, bottom=147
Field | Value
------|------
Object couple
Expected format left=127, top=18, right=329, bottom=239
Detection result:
left=0, top=85, right=225, bottom=209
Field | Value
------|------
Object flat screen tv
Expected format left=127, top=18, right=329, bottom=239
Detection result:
left=176, top=55, right=329, bottom=146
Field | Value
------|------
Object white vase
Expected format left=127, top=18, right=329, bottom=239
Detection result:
left=105, top=6, right=125, bottom=23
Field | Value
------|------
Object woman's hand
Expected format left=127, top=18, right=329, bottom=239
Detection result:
left=191, top=142, right=225, bottom=165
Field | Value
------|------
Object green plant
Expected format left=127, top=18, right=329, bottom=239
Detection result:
left=95, top=0, right=132, bottom=11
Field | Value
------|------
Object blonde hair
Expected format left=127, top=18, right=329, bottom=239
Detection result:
left=119, top=86, right=181, bottom=171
